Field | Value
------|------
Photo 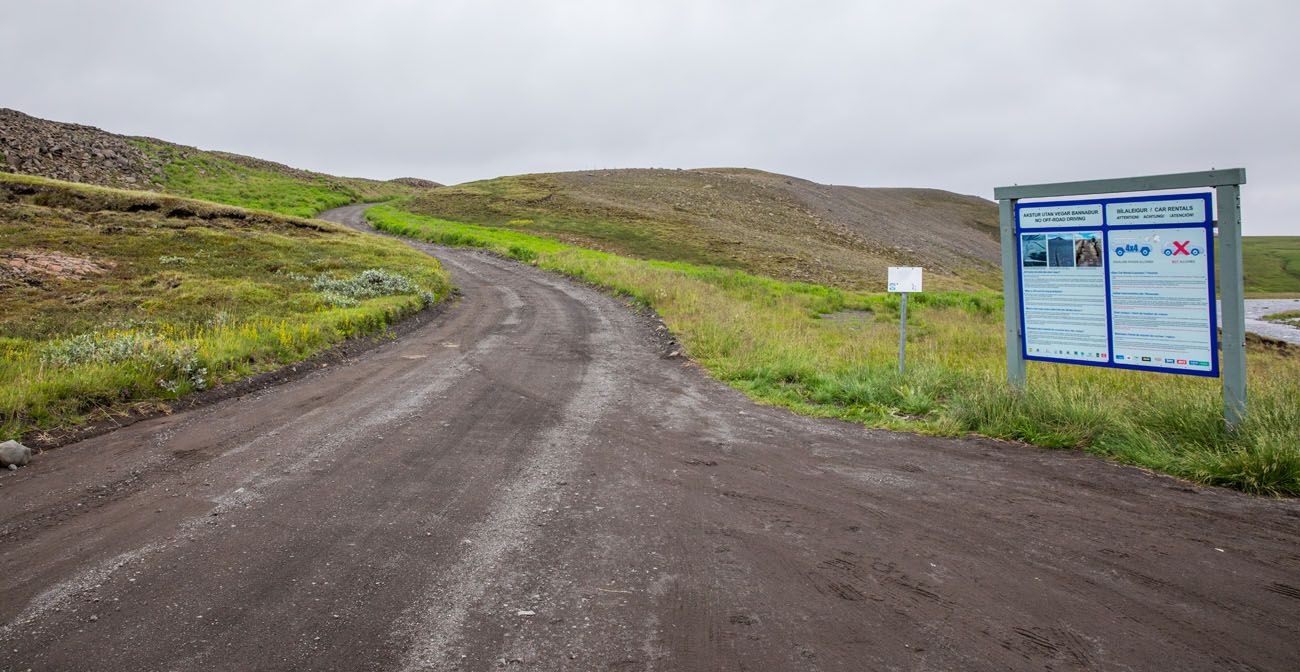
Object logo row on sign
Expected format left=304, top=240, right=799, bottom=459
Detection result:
left=1113, top=241, right=1202, bottom=258
left=1115, top=355, right=1210, bottom=366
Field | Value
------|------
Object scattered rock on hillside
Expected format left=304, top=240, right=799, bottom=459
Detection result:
left=2, top=109, right=432, bottom=201
left=0, top=440, right=32, bottom=468
left=0, top=108, right=167, bottom=189
left=388, top=177, right=443, bottom=189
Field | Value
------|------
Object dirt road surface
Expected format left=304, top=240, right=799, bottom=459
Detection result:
left=2, top=204, right=1298, bottom=671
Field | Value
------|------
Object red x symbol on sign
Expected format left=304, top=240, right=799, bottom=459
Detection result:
left=1171, top=241, right=1191, bottom=255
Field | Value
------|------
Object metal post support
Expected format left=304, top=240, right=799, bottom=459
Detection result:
left=898, top=293, right=908, bottom=374
left=999, top=198, right=1026, bottom=388
left=1216, top=183, right=1247, bottom=429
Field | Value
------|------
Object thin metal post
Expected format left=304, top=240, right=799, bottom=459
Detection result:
left=1216, top=183, right=1247, bottom=429
left=898, top=293, right=908, bottom=374
left=999, top=198, right=1026, bottom=388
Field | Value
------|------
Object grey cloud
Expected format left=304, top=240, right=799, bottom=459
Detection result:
left=2, top=0, right=1295, bottom=233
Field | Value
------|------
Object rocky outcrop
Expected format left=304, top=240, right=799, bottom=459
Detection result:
left=1, top=108, right=444, bottom=196
left=2, top=249, right=113, bottom=279
left=388, top=177, right=443, bottom=189
left=0, top=108, right=169, bottom=189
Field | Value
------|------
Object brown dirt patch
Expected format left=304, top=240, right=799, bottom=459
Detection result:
left=1, top=249, right=113, bottom=280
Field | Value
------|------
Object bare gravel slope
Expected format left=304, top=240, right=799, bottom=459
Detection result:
left=0, top=205, right=1296, bottom=671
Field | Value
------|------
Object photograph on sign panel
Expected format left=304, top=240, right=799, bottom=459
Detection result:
left=1021, top=234, right=1046, bottom=267
left=1048, top=233, right=1075, bottom=267
left=1075, top=233, right=1103, bottom=268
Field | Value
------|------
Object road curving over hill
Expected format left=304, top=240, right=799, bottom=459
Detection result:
left=1, top=204, right=1297, bottom=671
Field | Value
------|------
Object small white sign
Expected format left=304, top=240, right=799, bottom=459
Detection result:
left=887, top=267, right=923, bottom=293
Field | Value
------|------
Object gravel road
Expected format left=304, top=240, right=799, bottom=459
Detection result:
left=1, top=204, right=1297, bottom=671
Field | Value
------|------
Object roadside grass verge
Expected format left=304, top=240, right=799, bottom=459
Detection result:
left=0, top=173, right=450, bottom=440
left=133, top=141, right=417, bottom=218
left=1263, top=310, right=1300, bottom=328
left=369, top=204, right=1300, bottom=496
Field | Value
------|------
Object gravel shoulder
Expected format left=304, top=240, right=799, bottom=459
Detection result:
left=1, top=205, right=1297, bottom=671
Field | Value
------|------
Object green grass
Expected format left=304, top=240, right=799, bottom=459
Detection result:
left=1237, top=236, right=1300, bottom=296
left=133, top=140, right=417, bottom=218
left=369, top=204, right=1300, bottom=497
left=0, top=173, right=450, bottom=439
left=1263, top=309, right=1300, bottom=327
left=425, top=174, right=724, bottom=264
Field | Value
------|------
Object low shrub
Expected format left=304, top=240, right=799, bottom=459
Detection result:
left=41, top=331, right=209, bottom=393
left=313, top=268, right=417, bottom=299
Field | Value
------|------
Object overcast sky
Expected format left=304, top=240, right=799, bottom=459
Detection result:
left=3, top=0, right=1296, bottom=234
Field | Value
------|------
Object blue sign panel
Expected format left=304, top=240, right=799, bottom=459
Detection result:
left=1015, top=193, right=1218, bottom=377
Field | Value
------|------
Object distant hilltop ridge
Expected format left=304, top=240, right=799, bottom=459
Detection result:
left=0, top=108, right=439, bottom=193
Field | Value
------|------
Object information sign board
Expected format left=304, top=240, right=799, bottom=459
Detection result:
left=887, top=267, right=923, bottom=293
left=1015, top=193, right=1217, bottom=377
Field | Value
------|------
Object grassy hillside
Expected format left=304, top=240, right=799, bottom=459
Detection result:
left=0, top=173, right=450, bottom=441
left=1240, top=236, right=1300, bottom=296
left=403, top=167, right=1299, bottom=296
left=370, top=204, right=1300, bottom=496
left=1, top=108, right=434, bottom=219
left=134, top=140, right=421, bottom=218
left=400, top=168, right=1003, bottom=291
